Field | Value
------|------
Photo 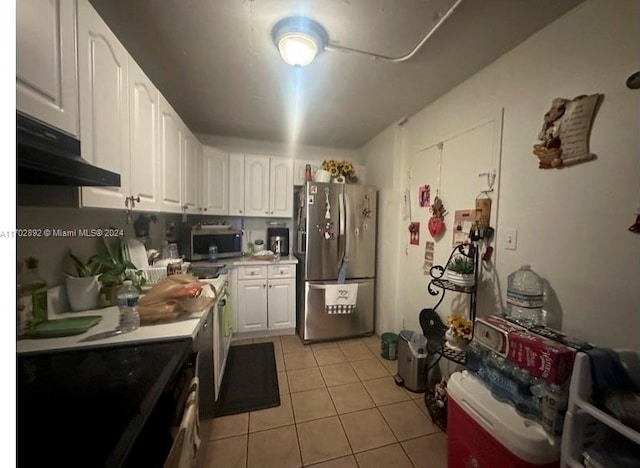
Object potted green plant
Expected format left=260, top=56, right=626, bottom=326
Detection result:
left=446, top=254, right=475, bottom=287
left=91, top=237, right=146, bottom=307
left=65, top=250, right=102, bottom=311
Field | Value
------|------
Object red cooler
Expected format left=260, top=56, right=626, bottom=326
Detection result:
left=447, top=371, right=560, bottom=468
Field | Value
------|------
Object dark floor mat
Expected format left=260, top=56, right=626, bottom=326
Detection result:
left=214, top=342, right=280, bottom=417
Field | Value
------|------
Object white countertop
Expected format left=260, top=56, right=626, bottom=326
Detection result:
left=230, top=255, right=298, bottom=266
left=16, top=273, right=229, bottom=355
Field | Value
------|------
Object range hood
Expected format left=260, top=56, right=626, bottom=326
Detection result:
left=17, top=112, right=121, bottom=187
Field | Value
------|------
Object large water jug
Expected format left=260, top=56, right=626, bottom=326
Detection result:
left=506, top=265, right=544, bottom=326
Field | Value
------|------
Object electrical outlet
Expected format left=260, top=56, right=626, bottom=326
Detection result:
left=503, top=228, right=518, bottom=250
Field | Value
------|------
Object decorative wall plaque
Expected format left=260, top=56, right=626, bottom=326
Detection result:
left=533, top=93, right=603, bottom=169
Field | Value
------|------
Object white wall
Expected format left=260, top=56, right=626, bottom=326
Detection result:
left=16, top=205, right=171, bottom=287
left=196, top=134, right=363, bottom=164
left=362, top=0, right=640, bottom=348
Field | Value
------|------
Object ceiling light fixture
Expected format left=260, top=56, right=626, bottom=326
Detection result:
left=271, top=17, right=329, bottom=67
left=271, top=0, right=464, bottom=67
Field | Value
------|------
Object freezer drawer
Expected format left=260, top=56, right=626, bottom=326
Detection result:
left=297, top=279, right=374, bottom=343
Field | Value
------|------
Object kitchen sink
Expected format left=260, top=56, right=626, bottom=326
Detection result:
left=189, top=262, right=227, bottom=279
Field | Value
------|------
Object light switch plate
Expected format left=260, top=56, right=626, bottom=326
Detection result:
left=503, top=228, right=518, bottom=250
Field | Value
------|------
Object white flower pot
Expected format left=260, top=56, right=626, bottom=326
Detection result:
left=445, top=327, right=469, bottom=351
left=65, top=275, right=101, bottom=311
left=446, top=271, right=474, bottom=287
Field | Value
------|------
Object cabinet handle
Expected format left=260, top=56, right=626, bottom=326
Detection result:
left=263, top=284, right=266, bottom=288
left=239, top=210, right=243, bottom=214
left=269, top=285, right=272, bottom=288
left=203, top=208, right=207, bottom=212
left=265, top=211, right=269, bottom=214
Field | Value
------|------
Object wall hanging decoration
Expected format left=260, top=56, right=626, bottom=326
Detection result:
left=419, top=184, right=431, bottom=207
left=428, top=196, right=446, bottom=239
left=533, top=93, right=603, bottom=169
left=423, top=241, right=435, bottom=274
left=452, top=209, right=475, bottom=246
left=427, top=142, right=446, bottom=240
left=409, top=222, right=420, bottom=245
left=401, top=190, right=411, bottom=220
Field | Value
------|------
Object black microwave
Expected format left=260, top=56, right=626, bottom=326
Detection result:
left=178, top=227, right=243, bottom=261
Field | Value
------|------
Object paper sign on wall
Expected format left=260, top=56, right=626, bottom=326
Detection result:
left=452, top=209, right=475, bottom=246
left=423, top=241, right=434, bottom=274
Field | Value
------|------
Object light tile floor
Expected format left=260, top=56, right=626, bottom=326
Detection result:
left=200, top=334, right=447, bottom=468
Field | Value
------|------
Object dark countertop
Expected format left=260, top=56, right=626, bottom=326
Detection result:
left=17, top=338, right=192, bottom=467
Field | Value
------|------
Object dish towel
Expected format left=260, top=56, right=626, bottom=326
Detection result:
left=222, top=292, right=233, bottom=337
left=324, top=284, right=358, bottom=315
left=164, top=377, right=200, bottom=468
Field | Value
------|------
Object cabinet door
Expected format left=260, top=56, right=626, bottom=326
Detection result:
left=17, top=0, right=79, bottom=137
left=236, top=279, right=268, bottom=332
left=228, top=154, right=245, bottom=216
left=128, top=56, right=159, bottom=211
left=244, top=155, right=270, bottom=217
left=201, top=146, right=228, bottom=215
left=78, top=0, right=130, bottom=209
left=267, top=278, right=296, bottom=330
left=182, top=128, right=200, bottom=213
left=270, top=158, right=293, bottom=217
left=158, top=95, right=183, bottom=212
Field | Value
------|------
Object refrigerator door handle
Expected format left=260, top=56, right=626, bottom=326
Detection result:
left=338, top=191, right=346, bottom=267
left=308, top=280, right=372, bottom=289
left=344, top=192, right=351, bottom=262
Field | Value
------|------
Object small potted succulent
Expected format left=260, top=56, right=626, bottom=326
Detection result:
left=65, top=250, right=102, bottom=311
left=446, top=254, right=475, bottom=287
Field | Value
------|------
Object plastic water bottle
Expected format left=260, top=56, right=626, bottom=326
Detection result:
left=506, top=265, right=544, bottom=326
left=117, top=280, right=140, bottom=332
left=208, top=244, right=218, bottom=262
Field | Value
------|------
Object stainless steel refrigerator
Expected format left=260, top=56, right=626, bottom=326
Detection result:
left=294, top=182, right=377, bottom=343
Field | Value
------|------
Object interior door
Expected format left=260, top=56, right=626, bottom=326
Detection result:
left=305, top=182, right=342, bottom=281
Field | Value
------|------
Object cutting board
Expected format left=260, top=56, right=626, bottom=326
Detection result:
left=25, top=316, right=102, bottom=339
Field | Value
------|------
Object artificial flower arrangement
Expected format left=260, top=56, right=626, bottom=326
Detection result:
left=446, top=314, right=473, bottom=340
left=322, top=159, right=358, bottom=182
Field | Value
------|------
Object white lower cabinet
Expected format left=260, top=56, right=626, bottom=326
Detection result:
left=267, top=278, right=295, bottom=330
left=236, top=278, right=268, bottom=332
left=234, top=264, right=296, bottom=333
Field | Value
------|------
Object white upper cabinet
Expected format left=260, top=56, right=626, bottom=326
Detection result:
left=158, top=95, right=183, bottom=213
left=201, top=146, right=229, bottom=215
left=77, top=0, right=130, bottom=209
left=244, top=155, right=271, bottom=217
left=182, top=128, right=200, bottom=214
left=228, top=154, right=245, bottom=216
left=243, top=155, right=293, bottom=217
left=128, top=56, right=159, bottom=211
left=17, top=0, right=79, bottom=136
left=270, top=158, right=294, bottom=217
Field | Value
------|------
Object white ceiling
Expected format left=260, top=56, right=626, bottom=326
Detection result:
left=89, top=0, right=585, bottom=149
